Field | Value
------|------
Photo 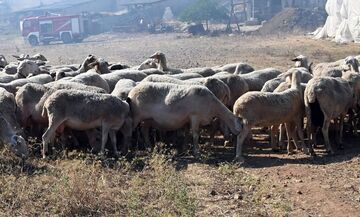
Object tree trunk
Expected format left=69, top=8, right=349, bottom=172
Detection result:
left=205, top=20, right=209, bottom=31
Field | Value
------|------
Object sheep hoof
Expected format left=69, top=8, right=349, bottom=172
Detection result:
left=272, top=148, right=280, bottom=153
left=287, top=151, right=295, bottom=156
left=193, top=151, right=201, bottom=159
left=113, top=152, right=120, bottom=158
left=234, top=156, right=245, bottom=164
left=302, top=148, right=310, bottom=155
left=224, top=140, right=232, bottom=147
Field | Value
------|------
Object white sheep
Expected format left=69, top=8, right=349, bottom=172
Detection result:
left=233, top=69, right=308, bottom=162
left=41, top=90, right=130, bottom=158
left=127, top=82, right=242, bottom=157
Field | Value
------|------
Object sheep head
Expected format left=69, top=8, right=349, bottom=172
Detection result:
left=17, top=60, right=40, bottom=78
left=138, top=59, right=158, bottom=70
left=32, top=53, right=47, bottom=62
left=78, top=54, right=97, bottom=73
left=9, top=135, right=29, bottom=160
left=345, top=56, right=360, bottom=73
left=88, top=58, right=110, bottom=74
left=0, top=54, right=7, bottom=68
left=292, top=55, right=309, bottom=69
left=0, top=116, right=28, bottom=160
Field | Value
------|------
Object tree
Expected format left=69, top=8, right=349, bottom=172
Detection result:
left=179, top=0, right=228, bottom=31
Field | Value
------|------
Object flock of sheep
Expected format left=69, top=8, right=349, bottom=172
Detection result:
left=0, top=51, right=359, bottom=164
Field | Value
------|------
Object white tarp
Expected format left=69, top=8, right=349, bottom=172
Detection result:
left=314, top=0, right=360, bottom=43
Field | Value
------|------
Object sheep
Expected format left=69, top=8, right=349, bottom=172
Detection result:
left=67, top=72, right=110, bottom=93
left=87, top=58, right=111, bottom=74
left=16, top=82, right=106, bottom=133
left=41, top=89, right=130, bottom=158
left=0, top=54, right=7, bottom=68
left=0, top=114, right=28, bottom=160
left=138, top=58, right=158, bottom=70
left=211, top=73, right=249, bottom=107
left=0, top=87, right=20, bottom=130
left=127, top=82, right=242, bottom=157
left=101, top=70, right=147, bottom=92
left=0, top=74, right=53, bottom=94
left=304, top=76, right=355, bottom=154
left=291, top=55, right=312, bottom=72
left=233, top=69, right=308, bottom=162
left=183, top=67, right=216, bottom=77
left=270, top=80, right=308, bottom=150
left=149, top=51, right=183, bottom=74
left=239, top=68, right=282, bottom=91
left=108, top=63, right=130, bottom=71
left=261, top=67, right=313, bottom=92
left=55, top=54, right=97, bottom=79
left=2, top=63, right=18, bottom=75
left=111, top=79, right=137, bottom=100
left=141, top=68, right=165, bottom=76
left=13, top=53, right=47, bottom=62
left=171, top=72, right=203, bottom=80
left=148, top=51, right=219, bottom=77
left=17, top=59, right=47, bottom=77
left=213, top=63, right=255, bottom=74
left=0, top=59, right=49, bottom=84
left=142, top=75, right=230, bottom=104
left=312, top=56, right=359, bottom=78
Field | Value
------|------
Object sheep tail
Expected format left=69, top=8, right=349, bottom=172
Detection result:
left=306, top=86, right=320, bottom=104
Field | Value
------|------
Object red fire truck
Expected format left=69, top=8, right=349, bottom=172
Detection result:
left=20, top=14, right=88, bottom=46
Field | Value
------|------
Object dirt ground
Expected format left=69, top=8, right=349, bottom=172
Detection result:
left=1, top=33, right=360, bottom=217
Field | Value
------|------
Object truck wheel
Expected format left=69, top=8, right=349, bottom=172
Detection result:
left=61, top=33, right=72, bottom=44
left=28, top=35, right=38, bottom=46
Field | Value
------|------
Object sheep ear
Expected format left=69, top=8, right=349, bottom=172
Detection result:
left=12, top=55, right=20, bottom=59
left=308, top=62, right=314, bottom=74
left=291, top=58, right=298, bottom=62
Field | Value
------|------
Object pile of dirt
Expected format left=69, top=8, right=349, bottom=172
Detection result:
left=258, top=8, right=326, bottom=35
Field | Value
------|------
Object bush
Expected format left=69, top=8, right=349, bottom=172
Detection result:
left=179, top=0, right=228, bottom=31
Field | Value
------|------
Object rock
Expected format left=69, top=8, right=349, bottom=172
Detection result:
left=234, top=193, right=243, bottom=200
left=210, top=190, right=217, bottom=196
left=343, top=184, right=353, bottom=189
left=297, top=190, right=303, bottom=195
left=321, top=184, right=331, bottom=189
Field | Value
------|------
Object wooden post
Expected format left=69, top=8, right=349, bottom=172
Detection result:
left=227, top=0, right=241, bottom=32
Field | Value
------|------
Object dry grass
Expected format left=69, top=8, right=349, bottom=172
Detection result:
left=0, top=151, right=198, bottom=216
left=0, top=147, right=296, bottom=217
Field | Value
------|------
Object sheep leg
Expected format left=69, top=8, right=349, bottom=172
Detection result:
left=42, top=116, right=65, bottom=159
left=190, top=116, right=201, bottom=158
left=235, top=125, right=250, bottom=163
left=270, top=124, right=279, bottom=151
left=284, top=123, right=296, bottom=155
left=86, top=129, right=101, bottom=153
left=109, top=130, right=119, bottom=157
left=209, top=119, right=217, bottom=146
left=100, top=123, right=110, bottom=156
left=322, top=118, right=334, bottom=154
left=140, top=126, right=152, bottom=150
left=338, top=115, right=344, bottom=149
left=296, top=121, right=309, bottom=155
left=279, top=124, right=287, bottom=149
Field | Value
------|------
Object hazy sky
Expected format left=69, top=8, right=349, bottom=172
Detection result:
left=7, top=0, right=61, bottom=11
